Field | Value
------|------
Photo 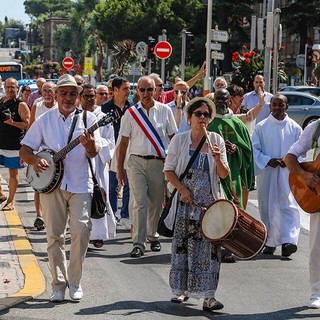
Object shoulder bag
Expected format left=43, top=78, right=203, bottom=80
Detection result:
left=157, top=135, right=206, bottom=237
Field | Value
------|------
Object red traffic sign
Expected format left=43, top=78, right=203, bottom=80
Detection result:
left=62, top=57, right=74, bottom=69
left=154, top=41, right=172, bottom=59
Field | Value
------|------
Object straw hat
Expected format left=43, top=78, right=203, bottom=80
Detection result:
left=184, top=97, right=216, bottom=122
left=53, top=74, right=83, bottom=93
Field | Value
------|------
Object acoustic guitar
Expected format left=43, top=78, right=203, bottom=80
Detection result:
left=289, top=154, right=320, bottom=213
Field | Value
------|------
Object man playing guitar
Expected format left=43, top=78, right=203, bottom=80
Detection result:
left=20, top=74, right=101, bottom=303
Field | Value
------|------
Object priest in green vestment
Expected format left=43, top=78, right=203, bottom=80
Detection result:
left=207, top=89, right=254, bottom=209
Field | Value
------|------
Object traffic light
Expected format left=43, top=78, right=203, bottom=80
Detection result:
left=306, top=47, right=313, bottom=67
left=148, top=38, right=156, bottom=59
left=186, top=32, right=194, bottom=61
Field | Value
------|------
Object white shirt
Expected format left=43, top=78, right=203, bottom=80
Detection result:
left=35, top=100, right=58, bottom=119
left=167, top=100, right=190, bottom=133
left=119, top=101, right=177, bottom=156
left=243, top=90, right=273, bottom=124
left=21, top=108, right=101, bottom=193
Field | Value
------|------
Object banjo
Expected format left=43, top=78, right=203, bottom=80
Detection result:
left=26, top=109, right=119, bottom=193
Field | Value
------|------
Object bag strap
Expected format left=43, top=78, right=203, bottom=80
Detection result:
left=83, top=110, right=99, bottom=186
left=312, top=119, right=320, bottom=161
left=67, top=111, right=80, bottom=144
left=169, top=135, right=206, bottom=200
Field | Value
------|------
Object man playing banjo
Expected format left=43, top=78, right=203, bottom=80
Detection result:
left=20, top=74, right=102, bottom=303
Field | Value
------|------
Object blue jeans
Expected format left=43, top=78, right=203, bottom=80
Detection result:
left=109, top=170, right=129, bottom=219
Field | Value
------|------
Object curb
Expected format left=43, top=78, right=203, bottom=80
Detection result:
left=0, top=208, right=46, bottom=311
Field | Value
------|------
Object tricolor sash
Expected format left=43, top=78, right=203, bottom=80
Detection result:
left=128, top=103, right=166, bottom=159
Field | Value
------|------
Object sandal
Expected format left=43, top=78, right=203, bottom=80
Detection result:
left=171, top=295, right=189, bottom=303
left=0, top=196, right=7, bottom=204
left=203, top=297, right=224, bottom=311
left=93, top=240, right=104, bottom=248
left=2, top=203, right=14, bottom=211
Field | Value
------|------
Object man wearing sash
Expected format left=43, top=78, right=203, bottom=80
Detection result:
left=117, top=75, right=177, bottom=258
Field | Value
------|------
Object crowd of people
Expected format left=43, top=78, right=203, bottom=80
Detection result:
left=0, top=67, right=320, bottom=311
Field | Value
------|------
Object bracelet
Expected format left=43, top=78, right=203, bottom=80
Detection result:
left=177, top=106, right=182, bottom=110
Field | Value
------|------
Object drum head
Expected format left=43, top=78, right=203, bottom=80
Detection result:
left=201, top=199, right=238, bottom=241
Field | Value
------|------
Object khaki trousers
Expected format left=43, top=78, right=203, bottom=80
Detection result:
left=309, top=212, right=320, bottom=299
left=40, top=189, right=92, bottom=291
left=127, top=155, right=165, bottom=251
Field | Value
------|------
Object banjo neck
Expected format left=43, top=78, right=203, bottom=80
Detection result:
left=53, top=122, right=100, bottom=162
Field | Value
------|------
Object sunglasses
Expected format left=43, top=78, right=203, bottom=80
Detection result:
left=174, top=90, right=187, bottom=95
left=97, top=92, right=108, bottom=96
left=156, top=84, right=164, bottom=87
left=139, top=87, right=154, bottom=92
left=215, top=83, right=226, bottom=88
left=193, top=111, right=210, bottom=118
left=82, top=94, right=96, bottom=99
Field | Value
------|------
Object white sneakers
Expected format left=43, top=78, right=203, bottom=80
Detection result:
left=69, top=284, right=83, bottom=301
left=119, top=218, right=131, bottom=230
left=308, top=297, right=320, bottom=309
left=50, top=290, right=65, bottom=302
left=50, top=285, right=83, bottom=302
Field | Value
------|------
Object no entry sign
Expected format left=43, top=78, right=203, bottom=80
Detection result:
left=62, top=57, right=74, bottom=69
left=154, top=41, right=172, bottom=59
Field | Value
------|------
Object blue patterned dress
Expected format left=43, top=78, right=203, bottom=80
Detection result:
left=169, top=150, right=221, bottom=299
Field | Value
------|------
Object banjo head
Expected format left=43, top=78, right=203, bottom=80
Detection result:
left=26, top=149, right=63, bottom=193
left=201, top=199, right=238, bottom=241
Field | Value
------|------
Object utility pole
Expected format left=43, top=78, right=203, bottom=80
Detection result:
left=272, top=8, right=281, bottom=93
left=204, top=0, right=213, bottom=95
left=181, top=29, right=187, bottom=80
left=161, top=29, right=167, bottom=82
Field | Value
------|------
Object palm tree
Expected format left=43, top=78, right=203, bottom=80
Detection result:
left=111, top=40, right=137, bottom=76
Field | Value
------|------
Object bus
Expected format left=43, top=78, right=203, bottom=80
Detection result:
left=0, top=62, right=23, bottom=81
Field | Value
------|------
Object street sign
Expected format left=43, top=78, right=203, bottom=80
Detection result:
left=211, top=51, right=225, bottom=60
left=136, top=41, right=147, bottom=57
left=62, top=57, right=74, bottom=70
left=154, top=41, right=172, bottom=59
left=211, top=30, right=229, bottom=42
left=129, top=67, right=142, bottom=76
left=210, top=42, right=222, bottom=51
left=312, top=50, right=320, bottom=63
left=83, top=57, right=93, bottom=75
left=296, top=54, right=305, bottom=69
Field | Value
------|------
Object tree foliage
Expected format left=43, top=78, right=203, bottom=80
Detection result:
left=23, top=0, right=73, bottom=18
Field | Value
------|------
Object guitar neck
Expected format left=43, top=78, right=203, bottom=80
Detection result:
left=53, top=123, right=99, bottom=162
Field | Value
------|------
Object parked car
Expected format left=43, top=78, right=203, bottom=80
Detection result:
left=279, top=85, right=320, bottom=97
left=280, top=91, right=320, bottom=128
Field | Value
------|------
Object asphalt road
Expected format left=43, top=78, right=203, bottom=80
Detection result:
left=0, top=167, right=319, bottom=320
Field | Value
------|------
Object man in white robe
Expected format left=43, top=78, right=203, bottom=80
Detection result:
left=252, top=93, right=302, bottom=257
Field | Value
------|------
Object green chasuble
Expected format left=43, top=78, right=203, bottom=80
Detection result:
left=207, top=113, right=255, bottom=208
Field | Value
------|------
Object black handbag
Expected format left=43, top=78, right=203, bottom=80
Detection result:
left=83, top=110, right=107, bottom=219
left=157, top=136, right=206, bottom=237
left=88, top=158, right=107, bottom=219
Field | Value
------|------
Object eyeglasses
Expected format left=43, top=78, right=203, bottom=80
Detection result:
left=82, top=94, right=96, bottom=99
left=139, top=87, right=154, bottom=92
left=97, top=92, right=108, bottom=96
left=156, top=84, right=164, bottom=87
left=192, top=111, right=211, bottom=118
left=174, top=90, right=187, bottom=95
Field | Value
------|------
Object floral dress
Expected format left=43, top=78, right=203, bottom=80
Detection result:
left=169, top=150, right=221, bottom=299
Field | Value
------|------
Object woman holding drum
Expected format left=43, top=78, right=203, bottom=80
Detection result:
left=163, top=97, right=229, bottom=312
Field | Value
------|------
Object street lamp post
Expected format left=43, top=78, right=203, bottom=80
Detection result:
left=204, top=0, right=213, bottom=95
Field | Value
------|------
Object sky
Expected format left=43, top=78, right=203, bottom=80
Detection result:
left=0, top=0, right=30, bottom=24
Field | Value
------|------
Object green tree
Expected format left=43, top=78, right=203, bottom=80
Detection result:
left=281, top=1, right=320, bottom=53
left=23, top=0, right=73, bottom=18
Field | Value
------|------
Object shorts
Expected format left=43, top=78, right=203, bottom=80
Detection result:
left=0, top=155, right=25, bottom=169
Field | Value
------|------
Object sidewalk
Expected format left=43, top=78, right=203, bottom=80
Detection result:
left=0, top=174, right=45, bottom=311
